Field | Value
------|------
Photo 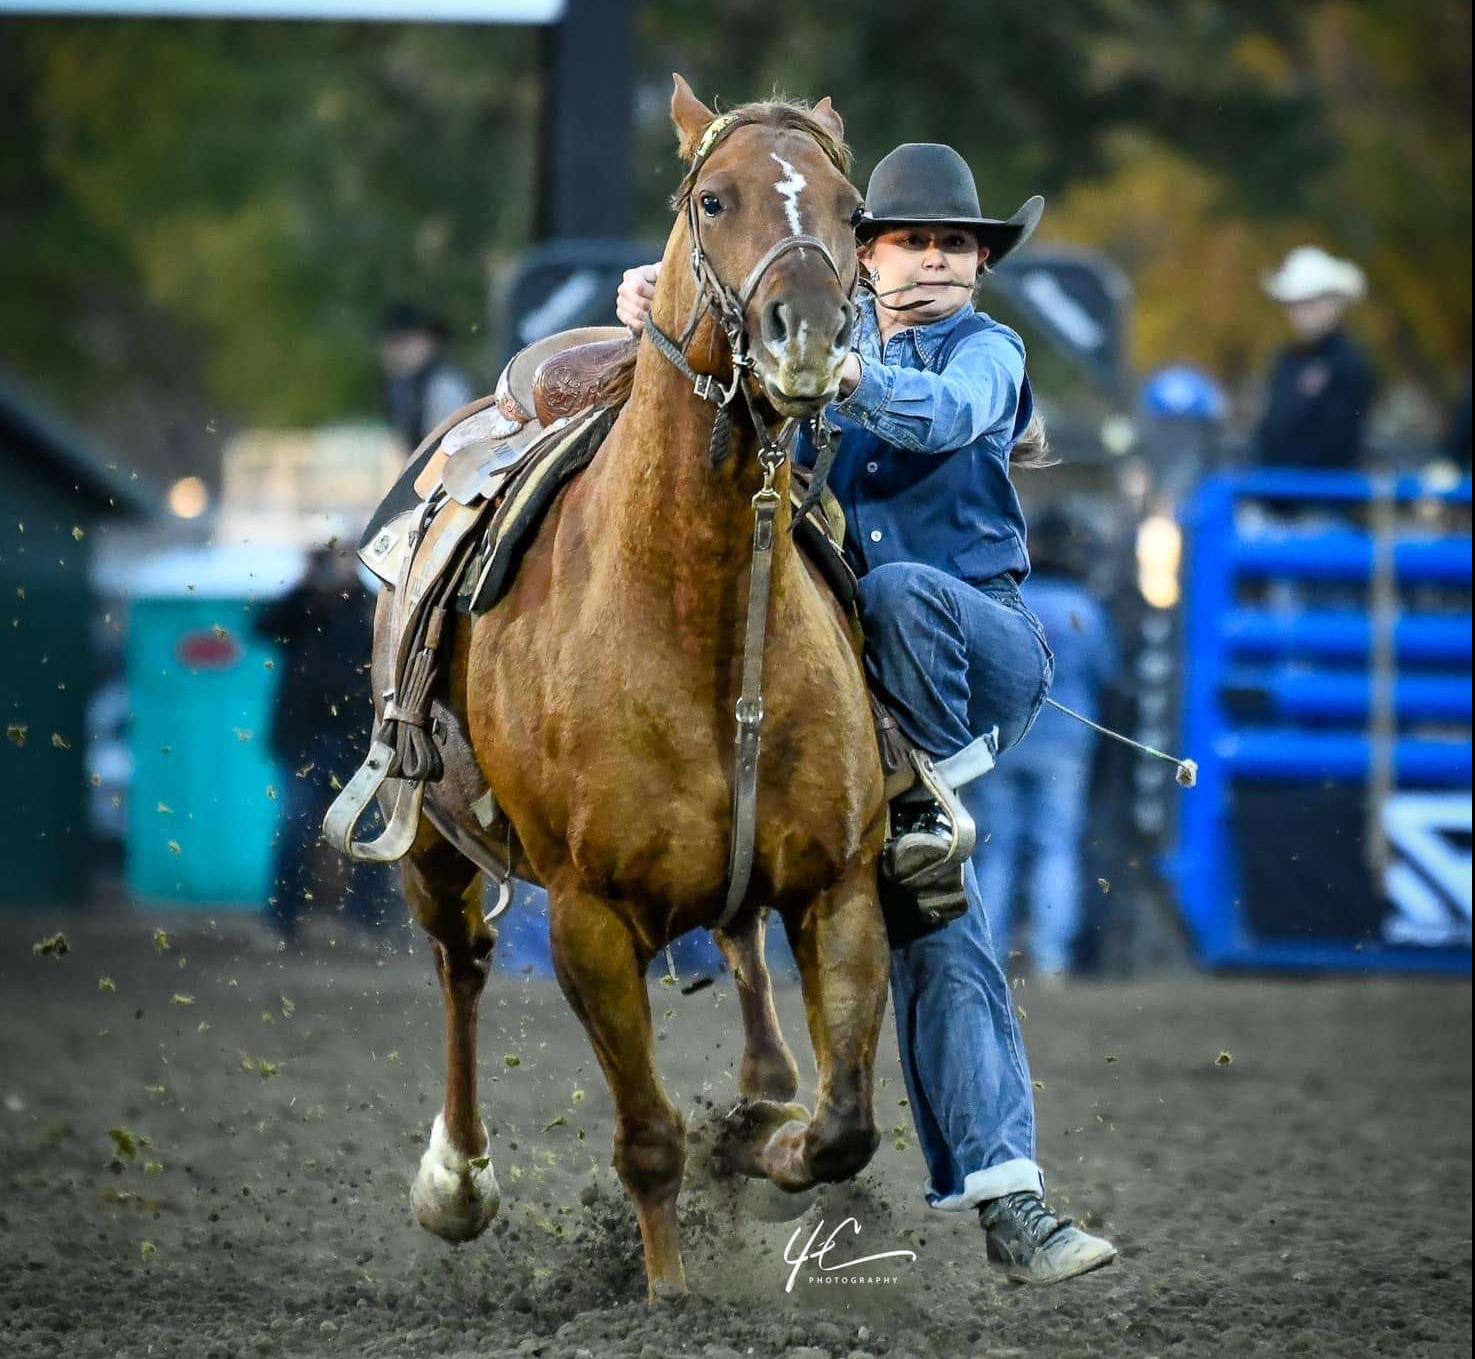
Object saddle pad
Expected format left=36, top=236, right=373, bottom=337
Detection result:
left=465, top=404, right=619, bottom=614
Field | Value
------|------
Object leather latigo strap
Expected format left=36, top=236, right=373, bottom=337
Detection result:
left=717, top=476, right=783, bottom=932
left=869, top=694, right=916, bottom=802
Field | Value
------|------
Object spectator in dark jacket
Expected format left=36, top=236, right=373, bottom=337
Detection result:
left=1255, top=246, right=1375, bottom=470
left=378, top=302, right=477, bottom=455
left=253, top=546, right=379, bottom=943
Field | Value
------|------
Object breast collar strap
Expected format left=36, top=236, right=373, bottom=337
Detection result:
left=637, top=133, right=862, bottom=933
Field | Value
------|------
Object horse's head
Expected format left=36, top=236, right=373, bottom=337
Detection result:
left=665, top=76, right=861, bottom=421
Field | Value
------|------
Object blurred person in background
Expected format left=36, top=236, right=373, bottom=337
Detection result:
left=1444, top=378, right=1471, bottom=473
left=254, top=541, right=381, bottom=945
left=974, top=506, right=1118, bottom=979
left=1140, top=364, right=1230, bottom=500
left=1254, top=246, right=1376, bottom=470
left=378, top=302, right=476, bottom=456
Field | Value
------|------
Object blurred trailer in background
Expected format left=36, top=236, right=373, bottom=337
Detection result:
left=0, top=376, right=153, bottom=907
left=1169, top=469, right=1472, bottom=973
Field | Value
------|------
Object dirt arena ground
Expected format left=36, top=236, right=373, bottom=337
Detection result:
left=0, top=910, right=1469, bottom=1359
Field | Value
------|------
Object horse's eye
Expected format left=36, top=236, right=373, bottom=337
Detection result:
left=700, top=193, right=724, bottom=218
left=849, top=204, right=866, bottom=228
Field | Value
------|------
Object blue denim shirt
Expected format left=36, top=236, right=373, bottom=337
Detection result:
left=797, top=292, right=1034, bottom=584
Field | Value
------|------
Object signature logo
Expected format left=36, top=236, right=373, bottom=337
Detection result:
left=782, top=1217, right=917, bottom=1293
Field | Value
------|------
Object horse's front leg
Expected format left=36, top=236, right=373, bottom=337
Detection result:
left=549, top=883, right=687, bottom=1302
left=737, top=861, right=888, bottom=1191
left=715, top=907, right=800, bottom=1103
left=402, top=823, right=501, bottom=1242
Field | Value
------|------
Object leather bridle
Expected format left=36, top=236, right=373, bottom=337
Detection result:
left=643, top=114, right=857, bottom=476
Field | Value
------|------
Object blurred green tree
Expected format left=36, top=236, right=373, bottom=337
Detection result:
left=0, top=1, right=1467, bottom=474
left=1, top=19, right=537, bottom=452
left=1045, top=1, right=1471, bottom=407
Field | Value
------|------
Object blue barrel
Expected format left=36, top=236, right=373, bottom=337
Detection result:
left=128, top=595, right=284, bottom=905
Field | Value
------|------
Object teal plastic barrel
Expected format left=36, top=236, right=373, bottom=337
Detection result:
left=127, top=596, right=282, bottom=905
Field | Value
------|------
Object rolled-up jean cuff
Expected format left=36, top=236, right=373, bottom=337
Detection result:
left=923, top=1157, right=1044, bottom=1212
left=934, top=730, right=999, bottom=791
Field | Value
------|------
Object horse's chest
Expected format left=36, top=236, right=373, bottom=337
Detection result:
left=553, top=672, right=867, bottom=896
left=473, top=563, right=879, bottom=902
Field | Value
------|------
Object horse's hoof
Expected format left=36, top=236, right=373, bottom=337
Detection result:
left=411, top=1112, right=500, bottom=1243
left=754, top=1118, right=814, bottom=1193
left=715, top=1099, right=810, bottom=1179
left=648, top=1277, right=688, bottom=1306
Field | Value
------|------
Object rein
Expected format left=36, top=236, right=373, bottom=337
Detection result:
left=861, top=276, right=974, bottom=314
left=642, top=117, right=853, bottom=932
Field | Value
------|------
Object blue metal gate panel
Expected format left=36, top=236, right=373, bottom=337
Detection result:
left=1168, top=469, right=1472, bottom=973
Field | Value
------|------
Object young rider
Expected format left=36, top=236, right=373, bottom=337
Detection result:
left=616, top=141, right=1116, bottom=1284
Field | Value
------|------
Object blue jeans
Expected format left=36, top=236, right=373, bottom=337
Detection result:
left=859, top=564, right=1053, bottom=761
left=975, top=751, right=1093, bottom=975
left=859, top=562, right=1053, bottom=1209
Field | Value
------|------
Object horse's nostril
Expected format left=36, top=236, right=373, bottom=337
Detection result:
left=836, top=302, right=856, bottom=350
left=764, top=300, right=789, bottom=345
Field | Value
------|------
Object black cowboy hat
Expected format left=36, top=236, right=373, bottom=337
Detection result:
left=857, top=143, right=1044, bottom=265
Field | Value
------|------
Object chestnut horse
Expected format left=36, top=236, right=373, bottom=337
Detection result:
left=384, top=78, right=888, bottom=1300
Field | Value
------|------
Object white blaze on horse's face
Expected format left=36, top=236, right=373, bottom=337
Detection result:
left=770, top=152, right=808, bottom=236
left=697, top=122, right=857, bottom=418
left=754, top=148, right=854, bottom=414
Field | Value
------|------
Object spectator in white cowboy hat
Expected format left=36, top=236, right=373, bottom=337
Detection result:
left=1255, top=245, right=1376, bottom=470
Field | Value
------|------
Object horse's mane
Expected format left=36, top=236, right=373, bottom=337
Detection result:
left=593, top=99, right=853, bottom=412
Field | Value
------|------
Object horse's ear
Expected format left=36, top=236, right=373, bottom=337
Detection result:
left=671, top=73, right=716, bottom=158
left=811, top=96, right=844, bottom=143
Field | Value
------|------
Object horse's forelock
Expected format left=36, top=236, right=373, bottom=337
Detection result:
left=671, top=99, right=852, bottom=208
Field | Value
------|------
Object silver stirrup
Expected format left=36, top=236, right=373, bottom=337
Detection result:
left=322, top=740, right=424, bottom=863
left=881, top=729, right=999, bottom=929
left=887, top=727, right=998, bottom=888
left=890, top=748, right=978, bottom=884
